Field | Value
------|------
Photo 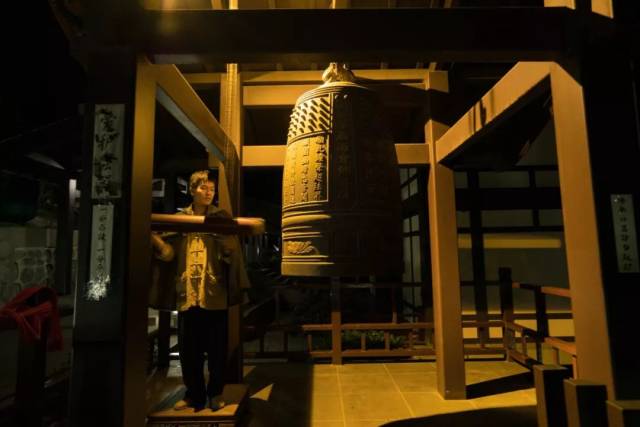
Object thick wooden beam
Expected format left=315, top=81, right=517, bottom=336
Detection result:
left=564, top=379, right=608, bottom=427
left=218, top=58, right=246, bottom=386
left=435, top=62, right=551, bottom=164
left=534, top=365, right=571, bottom=427
left=591, top=0, right=614, bottom=16
left=458, top=233, right=563, bottom=249
left=425, top=71, right=466, bottom=400
left=242, top=82, right=425, bottom=107
left=184, top=72, right=223, bottom=87
left=150, top=213, right=265, bottom=234
left=544, top=0, right=614, bottom=17
left=331, top=0, right=350, bottom=8
left=551, top=60, right=614, bottom=395
left=241, top=69, right=431, bottom=84
left=220, top=63, right=243, bottom=215
left=468, top=171, right=490, bottom=345
left=550, top=54, right=640, bottom=400
left=396, top=143, right=430, bottom=165
left=241, top=143, right=429, bottom=167
left=69, top=51, right=152, bottom=427
left=607, top=401, right=640, bottom=427
left=243, top=84, right=315, bottom=107
left=153, top=64, right=230, bottom=160
left=143, top=8, right=573, bottom=63
left=242, top=145, right=285, bottom=167
left=124, top=55, right=157, bottom=426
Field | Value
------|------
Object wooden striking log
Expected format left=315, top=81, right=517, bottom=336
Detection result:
left=150, top=213, right=265, bottom=235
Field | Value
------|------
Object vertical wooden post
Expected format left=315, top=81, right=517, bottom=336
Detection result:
left=217, top=55, right=246, bottom=385
left=330, top=277, right=342, bottom=365
left=219, top=63, right=243, bottom=216
left=564, top=379, right=608, bottom=427
left=419, top=169, right=434, bottom=346
left=534, top=365, right=571, bottom=427
left=534, top=287, right=549, bottom=362
left=499, top=267, right=514, bottom=361
left=391, top=282, right=398, bottom=324
left=220, top=0, right=243, bottom=215
left=530, top=170, right=541, bottom=228
left=54, top=179, right=74, bottom=295
left=607, top=401, right=640, bottom=427
left=69, top=53, right=155, bottom=427
left=425, top=71, right=466, bottom=399
left=157, top=172, right=175, bottom=368
left=468, top=171, right=489, bottom=347
left=550, top=54, right=640, bottom=400
left=124, top=55, right=157, bottom=426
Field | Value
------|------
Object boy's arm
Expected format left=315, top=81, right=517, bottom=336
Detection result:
left=151, top=233, right=175, bottom=262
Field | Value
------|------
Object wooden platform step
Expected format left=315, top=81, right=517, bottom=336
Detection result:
left=147, top=384, right=249, bottom=427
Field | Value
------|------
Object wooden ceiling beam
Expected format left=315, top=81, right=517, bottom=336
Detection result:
left=142, top=8, right=579, bottom=63
left=242, top=82, right=425, bottom=107
left=154, top=64, right=230, bottom=160
left=243, top=84, right=315, bottom=106
left=331, top=0, right=350, bottom=8
left=435, top=61, right=551, bottom=164
left=241, top=68, right=431, bottom=84
left=184, top=72, right=223, bottom=86
left=544, top=0, right=614, bottom=17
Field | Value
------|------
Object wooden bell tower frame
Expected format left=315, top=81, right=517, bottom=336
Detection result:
left=65, top=1, right=640, bottom=425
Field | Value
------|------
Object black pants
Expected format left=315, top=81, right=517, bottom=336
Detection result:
left=178, top=307, right=228, bottom=405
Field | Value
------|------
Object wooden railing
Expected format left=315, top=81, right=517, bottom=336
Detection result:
left=148, top=267, right=575, bottom=370
left=499, top=267, right=576, bottom=374
left=242, top=277, right=513, bottom=363
left=243, top=280, right=438, bottom=363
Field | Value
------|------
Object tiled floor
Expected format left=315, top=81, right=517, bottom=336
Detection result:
left=146, top=359, right=537, bottom=426
left=241, top=360, right=537, bottom=427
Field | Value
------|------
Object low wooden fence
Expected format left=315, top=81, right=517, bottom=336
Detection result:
left=149, top=267, right=576, bottom=370
left=242, top=278, right=506, bottom=364
left=499, top=267, right=576, bottom=373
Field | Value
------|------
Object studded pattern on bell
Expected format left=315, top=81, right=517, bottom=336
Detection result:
left=281, top=63, right=403, bottom=277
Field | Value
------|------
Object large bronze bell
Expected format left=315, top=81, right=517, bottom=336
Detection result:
left=281, top=64, right=402, bottom=277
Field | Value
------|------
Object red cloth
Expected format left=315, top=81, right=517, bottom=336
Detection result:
left=0, top=286, right=63, bottom=351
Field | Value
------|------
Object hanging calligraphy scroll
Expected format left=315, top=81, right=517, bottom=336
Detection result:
left=87, top=204, right=114, bottom=301
left=611, top=194, right=639, bottom=273
left=92, top=104, right=124, bottom=199
left=85, top=104, right=124, bottom=301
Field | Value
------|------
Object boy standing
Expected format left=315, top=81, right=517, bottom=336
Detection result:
left=152, top=170, right=234, bottom=411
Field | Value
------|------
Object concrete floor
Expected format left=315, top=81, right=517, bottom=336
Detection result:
left=241, top=360, right=537, bottom=427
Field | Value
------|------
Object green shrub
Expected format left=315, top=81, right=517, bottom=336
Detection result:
left=310, top=330, right=408, bottom=351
